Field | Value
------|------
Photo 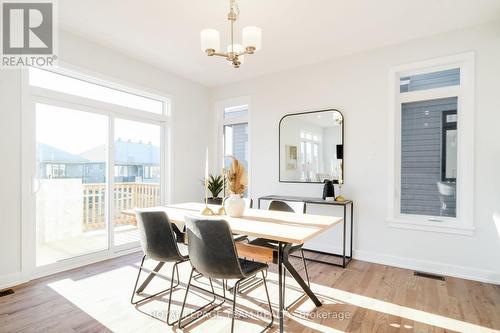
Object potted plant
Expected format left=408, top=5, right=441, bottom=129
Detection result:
left=224, top=157, right=248, bottom=217
left=201, top=174, right=224, bottom=205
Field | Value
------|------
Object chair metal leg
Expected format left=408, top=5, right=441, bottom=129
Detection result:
left=261, top=270, right=275, bottom=331
left=178, top=268, right=224, bottom=329
left=231, top=272, right=274, bottom=333
left=166, top=262, right=181, bottom=326
left=131, top=255, right=181, bottom=306
left=231, top=280, right=240, bottom=333
left=130, top=255, right=146, bottom=304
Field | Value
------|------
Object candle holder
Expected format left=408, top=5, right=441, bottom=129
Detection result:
left=201, top=174, right=215, bottom=216
left=217, top=167, right=226, bottom=215
left=201, top=205, right=215, bottom=216
left=217, top=206, right=226, bottom=216
left=335, top=181, right=346, bottom=202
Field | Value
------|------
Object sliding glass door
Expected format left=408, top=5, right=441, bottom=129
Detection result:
left=35, top=103, right=109, bottom=266
left=113, top=118, right=161, bottom=247
left=26, top=67, right=168, bottom=269
left=34, top=105, right=165, bottom=265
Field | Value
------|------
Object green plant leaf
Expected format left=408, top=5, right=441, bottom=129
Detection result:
left=201, top=174, right=225, bottom=198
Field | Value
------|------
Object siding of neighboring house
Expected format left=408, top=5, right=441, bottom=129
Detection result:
left=37, top=141, right=161, bottom=183
left=400, top=97, right=457, bottom=217
left=231, top=123, right=248, bottom=171
left=400, top=68, right=460, bottom=92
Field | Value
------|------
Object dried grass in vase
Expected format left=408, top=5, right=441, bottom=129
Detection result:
left=226, top=157, right=247, bottom=195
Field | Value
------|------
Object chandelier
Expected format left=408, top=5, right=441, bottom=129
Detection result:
left=200, top=0, right=262, bottom=68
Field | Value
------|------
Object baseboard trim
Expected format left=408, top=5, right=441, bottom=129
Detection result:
left=354, top=249, right=500, bottom=285
left=1, top=247, right=142, bottom=290
left=0, top=272, right=26, bottom=290
left=3, top=248, right=498, bottom=288
left=29, top=247, right=142, bottom=281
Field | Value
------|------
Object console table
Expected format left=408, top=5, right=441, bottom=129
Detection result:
left=258, top=195, right=353, bottom=268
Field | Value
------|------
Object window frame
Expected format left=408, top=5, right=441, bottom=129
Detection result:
left=21, top=63, right=171, bottom=279
left=216, top=96, right=251, bottom=197
left=441, top=110, right=458, bottom=182
left=387, top=53, right=475, bottom=235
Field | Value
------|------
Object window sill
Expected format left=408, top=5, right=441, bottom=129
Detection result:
left=386, top=218, right=475, bottom=236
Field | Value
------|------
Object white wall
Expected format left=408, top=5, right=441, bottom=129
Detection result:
left=211, top=21, right=500, bottom=283
left=0, top=30, right=210, bottom=287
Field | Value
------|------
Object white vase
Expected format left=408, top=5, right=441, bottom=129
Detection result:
left=224, top=194, right=245, bottom=217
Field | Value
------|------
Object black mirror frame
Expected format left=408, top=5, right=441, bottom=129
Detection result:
left=278, top=108, right=344, bottom=184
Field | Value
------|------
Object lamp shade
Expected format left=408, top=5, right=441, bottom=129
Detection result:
left=200, top=29, right=220, bottom=52
left=242, top=26, right=262, bottom=51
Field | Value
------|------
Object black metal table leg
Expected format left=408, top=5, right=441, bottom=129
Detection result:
left=282, top=244, right=322, bottom=307
left=290, top=200, right=353, bottom=268
left=278, top=242, right=284, bottom=333
left=350, top=201, right=354, bottom=258
left=342, top=204, right=346, bottom=268
left=136, top=261, right=165, bottom=293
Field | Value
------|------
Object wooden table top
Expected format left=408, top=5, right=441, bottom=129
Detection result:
left=123, top=202, right=343, bottom=244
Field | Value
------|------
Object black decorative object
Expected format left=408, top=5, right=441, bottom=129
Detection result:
left=322, top=179, right=335, bottom=200
left=336, top=144, right=343, bottom=160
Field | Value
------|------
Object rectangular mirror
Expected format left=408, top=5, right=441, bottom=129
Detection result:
left=279, top=109, right=344, bottom=183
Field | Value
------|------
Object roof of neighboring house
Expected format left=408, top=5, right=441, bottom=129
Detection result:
left=37, top=143, right=89, bottom=163
left=80, top=140, right=160, bottom=165
left=38, top=140, right=160, bottom=165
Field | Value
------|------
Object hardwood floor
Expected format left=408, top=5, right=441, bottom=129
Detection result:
left=0, top=252, right=499, bottom=333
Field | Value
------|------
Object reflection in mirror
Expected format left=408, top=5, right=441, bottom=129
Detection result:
left=279, top=110, right=343, bottom=183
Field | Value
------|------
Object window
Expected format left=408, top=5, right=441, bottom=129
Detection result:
left=441, top=110, right=457, bottom=182
left=400, top=68, right=460, bottom=93
left=218, top=97, right=250, bottom=195
left=24, top=66, right=169, bottom=268
left=299, top=130, right=321, bottom=181
left=224, top=116, right=248, bottom=170
left=224, top=104, right=249, bottom=119
left=46, top=164, right=65, bottom=178
left=388, top=53, right=474, bottom=235
left=401, top=97, right=458, bottom=217
left=29, top=67, right=164, bottom=114
left=115, top=165, right=128, bottom=177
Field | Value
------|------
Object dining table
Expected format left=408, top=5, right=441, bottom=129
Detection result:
left=123, top=202, right=343, bottom=333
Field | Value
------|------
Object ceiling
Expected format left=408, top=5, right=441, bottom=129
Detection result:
left=59, top=0, right=500, bottom=87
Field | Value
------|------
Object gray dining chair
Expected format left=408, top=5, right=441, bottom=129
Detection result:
left=131, top=210, right=189, bottom=326
left=178, top=216, right=273, bottom=333
left=249, top=200, right=310, bottom=309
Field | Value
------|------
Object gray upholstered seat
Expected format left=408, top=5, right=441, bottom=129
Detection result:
left=136, top=210, right=187, bottom=262
left=179, top=216, right=273, bottom=333
left=131, top=210, right=189, bottom=326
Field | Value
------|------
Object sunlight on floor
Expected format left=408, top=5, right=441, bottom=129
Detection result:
left=46, top=258, right=498, bottom=333
left=48, top=259, right=276, bottom=332
left=302, top=281, right=500, bottom=333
